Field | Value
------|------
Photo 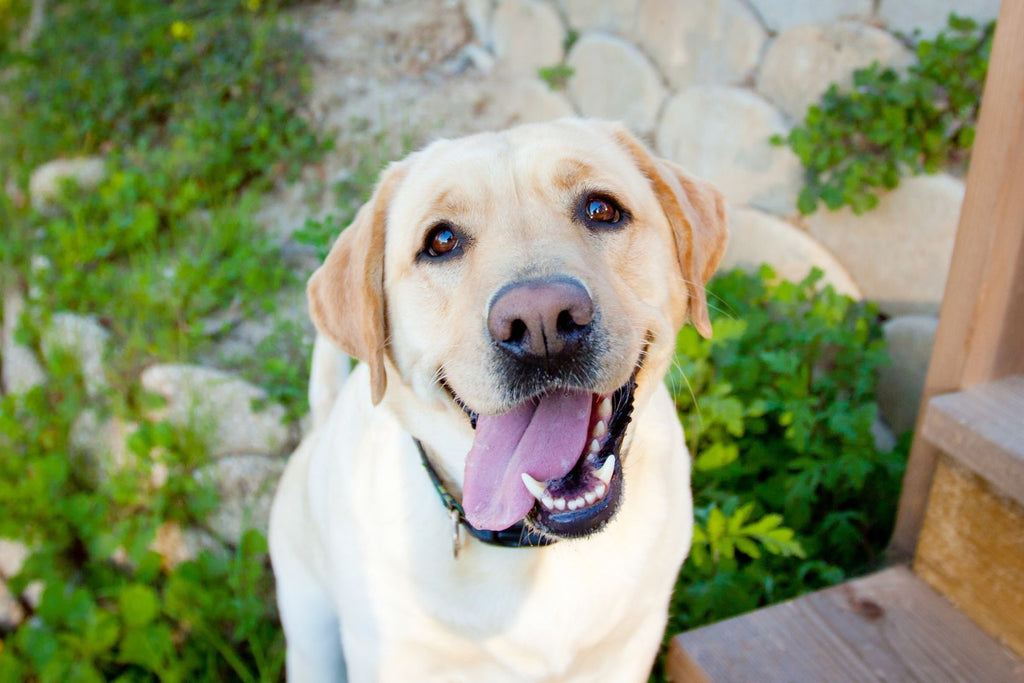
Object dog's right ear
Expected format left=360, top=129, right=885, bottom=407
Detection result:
left=307, top=162, right=407, bottom=405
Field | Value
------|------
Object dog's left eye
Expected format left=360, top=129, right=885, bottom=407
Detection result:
left=581, top=194, right=625, bottom=227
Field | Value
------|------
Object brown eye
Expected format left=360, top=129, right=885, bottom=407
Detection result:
left=424, top=223, right=461, bottom=259
left=584, top=195, right=622, bottom=224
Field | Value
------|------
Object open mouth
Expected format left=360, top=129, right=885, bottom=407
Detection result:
left=454, top=369, right=638, bottom=540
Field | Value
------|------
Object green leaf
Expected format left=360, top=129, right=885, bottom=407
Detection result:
left=694, top=443, right=740, bottom=472
left=119, top=583, right=160, bottom=628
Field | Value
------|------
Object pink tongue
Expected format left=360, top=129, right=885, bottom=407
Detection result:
left=463, top=390, right=593, bottom=531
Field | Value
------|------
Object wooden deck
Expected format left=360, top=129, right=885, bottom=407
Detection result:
left=667, top=567, right=1024, bottom=682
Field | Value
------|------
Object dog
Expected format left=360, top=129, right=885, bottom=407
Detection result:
left=269, top=118, right=728, bottom=681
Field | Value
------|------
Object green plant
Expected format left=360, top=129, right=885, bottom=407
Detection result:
left=666, top=267, right=906, bottom=633
left=775, top=14, right=994, bottom=215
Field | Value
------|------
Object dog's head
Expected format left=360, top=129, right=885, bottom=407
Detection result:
left=308, top=119, right=727, bottom=540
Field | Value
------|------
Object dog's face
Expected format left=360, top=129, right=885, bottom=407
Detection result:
left=309, top=119, right=727, bottom=540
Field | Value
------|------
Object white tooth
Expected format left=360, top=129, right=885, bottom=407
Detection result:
left=584, top=491, right=597, bottom=505
left=589, top=439, right=601, bottom=454
left=554, top=497, right=566, bottom=511
left=593, top=420, right=606, bottom=438
left=567, top=499, right=579, bottom=511
left=595, top=483, right=607, bottom=498
left=574, top=497, right=586, bottom=509
left=598, top=397, right=613, bottom=420
left=542, top=496, right=555, bottom=510
left=597, top=456, right=616, bottom=485
left=520, top=472, right=548, bottom=500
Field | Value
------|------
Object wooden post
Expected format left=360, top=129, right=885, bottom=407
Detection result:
left=889, top=0, right=1024, bottom=560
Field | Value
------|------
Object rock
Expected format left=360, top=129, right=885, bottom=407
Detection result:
left=197, top=455, right=286, bottom=545
left=566, top=34, right=667, bottom=135
left=878, top=315, right=938, bottom=435
left=141, top=364, right=291, bottom=458
left=0, top=582, right=25, bottom=630
left=632, top=0, right=766, bottom=91
left=2, top=288, right=45, bottom=395
left=758, top=22, right=914, bottom=121
left=29, top=156, right=106, bottom=212
left=461, top=0, right=494, bottom=44
left=747, top=0, right=872, bottom=33
left=495, top=77, right=577, bottom=123
left=41, top=312, right=110, bottom=397
left=877, top=0, right=1001, bottom=38
left=806, top=174, right=964, bottom=316
left=657, top=86, right=802, bottom=216
left=0, top=538, right=29, bottom=578
left=69, top=410, right=140, bottom=483
left=492, top=0, right=565, bottom=76
left=872, top=419, right=898, bottom=453
left=559, top=0, right=641, bottom=33
left=150, top=522, right=226, bottom=570
left=723, top=207, right=862, bottom=297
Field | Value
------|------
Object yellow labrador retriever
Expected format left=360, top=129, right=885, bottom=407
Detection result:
left=269, top=119, right=727, bottom=681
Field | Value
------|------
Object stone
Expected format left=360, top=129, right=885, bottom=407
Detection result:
left=41, top=312, right=110, bottom=397
left=197, top=455, right=286, bottom=545
left=872, top=419, right=898, bottom=453
left=492, top=0, right=565, bottom=76
left=566, top=34, right=667, bottom=135
left=748, top=0, right=872, bottom=33
left=878, top=0, right=1001, bottom=38
left=878, top=315, right=938, bottom=435
left=2, top=288, right=45, bottom=395
left=69, top=410, right=140, bottom=483
left=0, top=538, right=29, bottom=578
left=632, top=0, right=766, bottom=91
left=723, top=208, right=862, bottom=298
left=494, top=77, right=577, bottom=123
left=0, top=582, right=25, bottom=630
left=141, top=364, right=291, bottom=458
left=559, top=0, right=640, bottom=33
left=29, top=156, right=106, bottom=211
left=462, top=0, right=494, bottom=44
left=758, top=22, right=913, bottom=121
left=150, top=522, right=226, bottom=569
left=806, top=174, right=964, bottom=316
left=657, top=86, right=803, bottom=216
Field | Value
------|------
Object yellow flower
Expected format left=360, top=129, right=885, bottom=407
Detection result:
left=170, top=20, right=194, bottom=42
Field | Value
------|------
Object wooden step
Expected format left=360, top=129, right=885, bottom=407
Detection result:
left=666, top=566, right=1024, bottom=682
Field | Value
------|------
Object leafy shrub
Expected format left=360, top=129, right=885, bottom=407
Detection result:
left=775, top=15, right=994, bottom=215
left=666, top=267, right=906, bottom=632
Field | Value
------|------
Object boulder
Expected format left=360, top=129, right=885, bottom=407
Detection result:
left=566, top=34, right=667, bottom=135
left=878, top=315, right=938, bottom=435
left=632, top=0, right=766, bottom=90
left=197, top=455, right=286, bottom=545
left=41, top=312, right=110, bottom=397
left=29, top=156, right=106, bottom=212
left=657, top=86, right=802, bottom=216
left=806, top=174, right=964, bottom=316
left=0, top=538, right=29, bottom=578
left=559, top=0, right=641, bottom=33
left=0, top=582, right=25, bottom=630
left=758, top=22, right=913, bottom=121
left=149, top=522, right=226, bottom=570
left=1, top=288, right=45, bottom=395
left=492, top=0, right=565, bottom=76
left=495, top=77, right=577, bottom=123
left=141, top=364, right=291, bottom=457
left=877, top=0, right=1001, bottom=38
left=462, top=0, right=494, bottom=44
left=723, top=207, right=862, bottom=297
left=747, top=0, right=872, bottom=33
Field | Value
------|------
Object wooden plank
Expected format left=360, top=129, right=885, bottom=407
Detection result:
left=668, top=566, right=1024, bottom=682
left=921, top=375, right=1024, bottom=507
left=915, top=457, right=1024, bottom=658
left=890, top=0, right=1024, bottom=560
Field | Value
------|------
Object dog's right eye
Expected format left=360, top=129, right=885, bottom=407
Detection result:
left=421, top=223, right=463, bottom=260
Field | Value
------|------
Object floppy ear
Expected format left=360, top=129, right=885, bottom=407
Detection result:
left=610, top=127, right=728, bottom=338
left=307, top=163, right=406, bottom=404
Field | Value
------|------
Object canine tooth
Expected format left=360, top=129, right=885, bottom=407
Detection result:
left=598, top=397, right=613, bottom=420
left=542, top=496, right=555, bottom=510
left=554, top=497, right=567, bottom=511
left=589, top=439, right=601, bottom=454
left=596, top=456, right=616, bottom=485
left=585, top=491, right=597, bottom=505
left=595, top=483, right=607, bottom=498
left=520, top=472, right=548, bottom=500
left=593, top=420, right=607, bottom=438
left=567, top=499, right=579, bottom=511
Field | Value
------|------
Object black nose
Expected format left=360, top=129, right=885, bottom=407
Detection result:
left=488, top=278, right=595, bottom=363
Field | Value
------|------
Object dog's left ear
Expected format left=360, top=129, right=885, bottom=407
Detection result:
left=307, top=162, right=407, bottom=404
left=609, top=127, right=728, bottom=338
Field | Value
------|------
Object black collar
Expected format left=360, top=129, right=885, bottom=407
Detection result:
left=414, top=438, right=555, bottom=556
